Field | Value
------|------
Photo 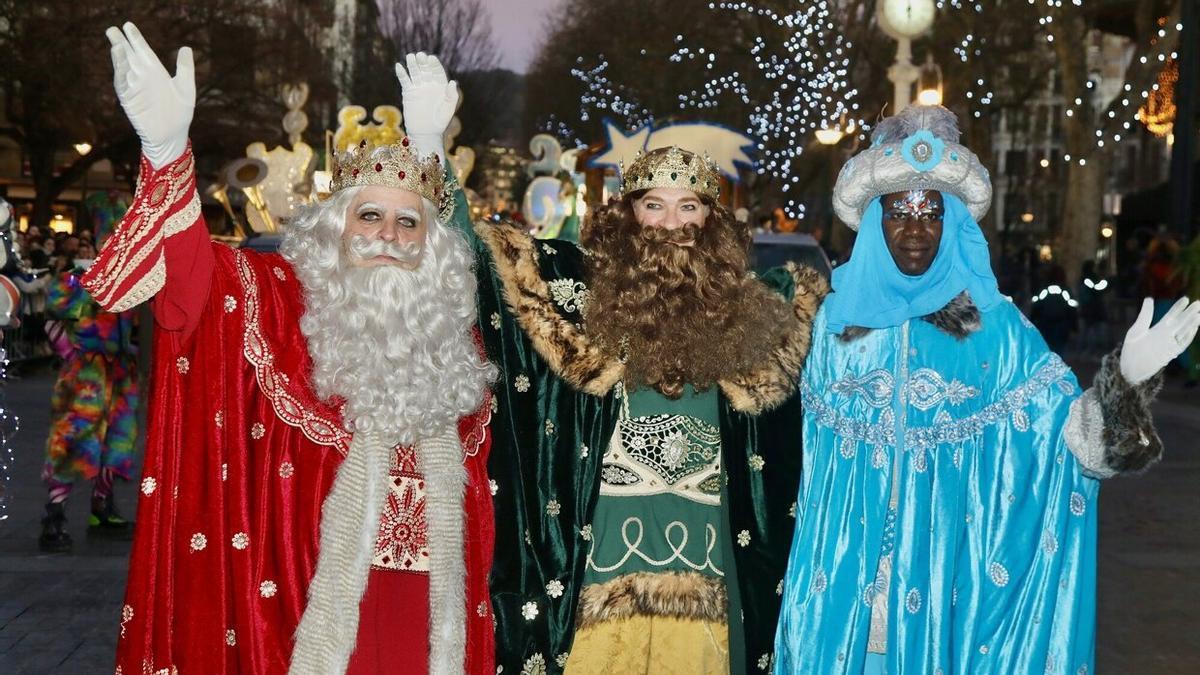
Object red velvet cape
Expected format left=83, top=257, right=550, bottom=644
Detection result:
left=87, top=151, right=496, bottom=674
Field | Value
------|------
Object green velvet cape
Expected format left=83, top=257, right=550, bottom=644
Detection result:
left=454, top=199, right=826, bottom=674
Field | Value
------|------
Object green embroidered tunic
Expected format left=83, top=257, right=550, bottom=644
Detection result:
left=584, top=385, right=726, bottom=584
left=449, top=182, right=827, bottom=675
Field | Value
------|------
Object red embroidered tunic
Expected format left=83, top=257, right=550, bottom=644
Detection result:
left=84, top=149, right=496, bottom=675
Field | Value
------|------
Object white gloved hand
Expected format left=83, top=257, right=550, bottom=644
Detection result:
left=1119, top=297, right=1200, bottom=384
left=394, top=53, right=459, bottom=162
left=106, top=22, right=195, bottom=169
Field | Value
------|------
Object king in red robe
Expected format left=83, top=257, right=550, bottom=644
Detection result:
left=85, top=119, right=498, bottom=675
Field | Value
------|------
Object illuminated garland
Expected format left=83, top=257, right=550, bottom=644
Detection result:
left=563, top=0, right=860, bottom=217
left=1139, top=57, right=1178, bottom=137
left=0, top=345, right=17, bottom=522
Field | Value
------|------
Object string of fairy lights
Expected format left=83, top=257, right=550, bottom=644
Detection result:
left=559, top=0, right=861, bottom=217
left=557, top=0, right=1181, bottom=210
left=940, top=0, right=1182, bottom=166
left=0, top=340, right=17, bottom=522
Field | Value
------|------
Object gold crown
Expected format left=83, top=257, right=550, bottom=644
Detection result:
left=620, top=146, right=721, bottom=200
left=330, top=137, right=450, bottom=212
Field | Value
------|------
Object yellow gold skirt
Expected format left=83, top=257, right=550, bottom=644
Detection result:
left=564, top=614, right=729, bottom=675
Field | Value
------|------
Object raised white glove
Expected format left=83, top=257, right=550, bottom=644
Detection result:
left=1119, top=297, right=1200, bottom=384
left=106, top=22, right=195, bottom=169
left=394, top=53, right=459, bottom=162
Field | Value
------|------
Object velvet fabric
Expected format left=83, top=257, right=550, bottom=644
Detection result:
left=468, top=220, right=806, bottom=674
left=775, top=300, right=1099, bottom=674
left=97, top=151, right=497, bottom=674
left=117, top=245, right=496, bottom=674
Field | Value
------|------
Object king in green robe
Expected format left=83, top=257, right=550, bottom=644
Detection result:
left=450, top=147, right=827, bottom=674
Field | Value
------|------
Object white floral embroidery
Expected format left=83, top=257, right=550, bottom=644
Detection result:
left=1069, top=491, right=1086, bottom=516
left=1042, top=529, right=1059, bottom=555
left=776, top=579, right=784, bottom=596
left=514, top=374, right=531, bottom=392
left=545, top=420, right=556, bottom=436
left=905, top=588, right=922, bottom=613
left=273, top=266, right=286, bottom=281
left=232, top=532, right=249, bottom=550
left=225, top=628, right=237, bottom=646
left=259, top=580, right=278, bottom=598
left=221, top=463, right=228, bottom=481
left=214, top=410, right=224, bottom=428
left=546, top=500, right=561, bottom=517
left=542, top=243, right=557, bottom=256
left=279, top=462, right=295, bottom=479
left=490, top=312, right=502, bottom=330
left=489, top=479, right=499, bottom=496
left=251, top=423, right=265, bottom=440
left=580, top=444, right=589, bottom=458
left=547, top=278, right=589, bottom=313
left=811, top=568, right=827, bottom=594
left=788, top=501, right=797, bottom=518
left=757, top=653, right=773, bottom=671
left=556, top=653, right=569, bottom=668
left=490, top=396, right=499, bottom=414
left=546, top=579, right=564, bottom=598
left=989, top=562, right=1009, bottom=587
left=190, top=533, right=207, bottom=552
left=224, top=295, right=238, bottom=313
left=176, top=357, right=189, bottom=374
left=521, top=653, right=546, bottom=675
left=521, top=601, right=539, bottom=621
left=120, top=604, right=133, bottom=638
left=737, top=530, right=751, bottom=547
left=141, top=477, right=157, bottom=496
left=748, top=454, right=765, bottom=471
left=580, top=524, right=592, bottom=541
left=477, top=601, right=489, bottom=617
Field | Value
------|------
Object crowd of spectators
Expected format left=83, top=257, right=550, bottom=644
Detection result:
left=3, top=224, right=98, bottom=362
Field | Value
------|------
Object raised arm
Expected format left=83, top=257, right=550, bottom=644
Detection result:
left=82, top=22, right=212, bottom=336
left=1067, top=296, right=1200, bottom=478
left=395, top=53, right=479, bottom=247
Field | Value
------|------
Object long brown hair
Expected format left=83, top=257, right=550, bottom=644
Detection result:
left=582, top=191, right=798, bottom=398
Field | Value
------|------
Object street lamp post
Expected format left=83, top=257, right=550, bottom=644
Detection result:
left=878, top=0, right=937, bottom=114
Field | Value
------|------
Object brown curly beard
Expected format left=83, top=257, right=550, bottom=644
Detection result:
left=582, top=195, right=799, bottom=399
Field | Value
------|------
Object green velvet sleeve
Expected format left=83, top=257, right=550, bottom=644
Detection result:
left=474, top=234, right=622, bottom=673
left=720, top=267, right=807, bottom=674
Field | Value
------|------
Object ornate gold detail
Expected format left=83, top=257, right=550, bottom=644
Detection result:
left=236, top=251, right=352, bottom=455
left=621, top=146, right=721, bottom=200
left=330, top=137, right=446, bottom=207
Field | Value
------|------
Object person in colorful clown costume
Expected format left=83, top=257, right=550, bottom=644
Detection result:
left=39, top=235, right=139, bottom=553
left=773, top=105, right=1200, bottom=674
left=397, top=56, right=827, bottom=674
left=86, top=24, right=496, bottom=674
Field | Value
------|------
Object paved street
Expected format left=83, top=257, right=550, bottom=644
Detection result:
left=0, top=359, right=1197, bottom=673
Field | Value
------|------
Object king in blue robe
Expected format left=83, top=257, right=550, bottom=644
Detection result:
left=774, top=105, right=1196, bottom=674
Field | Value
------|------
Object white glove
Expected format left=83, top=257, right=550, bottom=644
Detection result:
left=106, top=22, right=195, bottom=169
left=1119, top=297, right=1200, bottom=384
left=394, top=53, right=459, bottom=162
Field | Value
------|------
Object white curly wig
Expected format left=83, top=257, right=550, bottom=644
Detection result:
left=279, top=187, right=495, bottom=446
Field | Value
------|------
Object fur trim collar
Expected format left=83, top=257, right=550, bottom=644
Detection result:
left=476, top=222, right=623, bottom=397
left=575, top=571, right=727, bottom=628
left=838, top=292, right=981, bottom=342
left=476, top=223, right=827, bottom=413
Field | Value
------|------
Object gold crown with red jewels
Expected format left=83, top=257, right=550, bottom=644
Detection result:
left=620, top=146, right=722, bottom=200
left=330, top=137, right=449, bottom=210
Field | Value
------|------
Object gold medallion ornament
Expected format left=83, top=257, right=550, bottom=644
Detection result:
left=620, top=146, right=721, bottom=201
left=330, top=137, right=455, bottom=220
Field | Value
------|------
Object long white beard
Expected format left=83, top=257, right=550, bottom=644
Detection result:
left=282, top=198, right=494, bottom=675
left=284, top=205, right=494, bottom=447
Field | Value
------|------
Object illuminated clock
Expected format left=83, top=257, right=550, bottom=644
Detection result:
left=880, top=0, right=936, bottom=40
